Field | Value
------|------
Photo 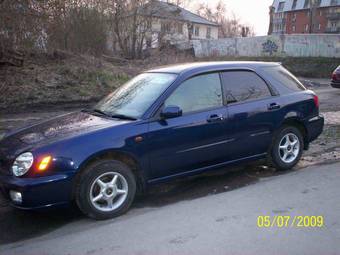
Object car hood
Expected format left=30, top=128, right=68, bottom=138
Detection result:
left=0, top=111, right=129, bottom=157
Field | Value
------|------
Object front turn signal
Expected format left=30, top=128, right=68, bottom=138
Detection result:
left=38, top=156, right=52, bottom=171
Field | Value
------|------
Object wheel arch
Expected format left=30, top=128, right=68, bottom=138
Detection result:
left=72, top=149, right=147, bottom=200
left=279, top=116, right=308, bottom=149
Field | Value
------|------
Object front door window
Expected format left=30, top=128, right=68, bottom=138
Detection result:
left=165, top=73, right=223, bottom=114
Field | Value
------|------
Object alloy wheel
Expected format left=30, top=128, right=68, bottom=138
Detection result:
left=278, top=133, right=300, bottom=164
left=89, top=172, right=128, bottom=212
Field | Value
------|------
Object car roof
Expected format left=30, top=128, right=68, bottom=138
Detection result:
left=146, top=61, right=281, bottom=75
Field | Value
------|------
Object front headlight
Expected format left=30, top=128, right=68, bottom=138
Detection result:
left=12, top=152, right=34, bottom=177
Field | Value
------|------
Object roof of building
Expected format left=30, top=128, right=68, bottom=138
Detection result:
left=141, top=1, right=219, bottom=27
left=146, top=62, right=280, bottom=74
left=272, top=0, right=339, bottom=13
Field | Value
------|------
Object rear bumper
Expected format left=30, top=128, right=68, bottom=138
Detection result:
left=0, top=172, right=75, bottom=210
left=306, top=115, right=324, bottom=143
left=331, top=81, right=340, bottom=88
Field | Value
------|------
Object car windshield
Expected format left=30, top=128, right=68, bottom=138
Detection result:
left=94, top=73, right=177, bottom=119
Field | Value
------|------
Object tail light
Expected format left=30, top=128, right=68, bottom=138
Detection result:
left=313, top=95, right=319, bottom=108
left=332, top=72, right=337, bottom=81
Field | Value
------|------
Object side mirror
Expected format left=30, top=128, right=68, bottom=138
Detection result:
left=160, top=105, right=182, bottom=119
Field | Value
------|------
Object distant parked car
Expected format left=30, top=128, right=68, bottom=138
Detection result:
left=0, top=62, right=324, bottom=220
left=331, top=65, right=340, bottom=88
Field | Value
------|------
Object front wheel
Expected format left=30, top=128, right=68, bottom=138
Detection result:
left=269, top=126, right=304, bottom=171
left=75, top=160, right=136, bottom=220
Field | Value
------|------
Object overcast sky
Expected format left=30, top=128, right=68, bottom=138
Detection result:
left=187, top=0, right=274, bottom=36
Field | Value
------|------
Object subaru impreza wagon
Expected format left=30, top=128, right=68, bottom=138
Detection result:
left=0, top=62, right=324, bottom=220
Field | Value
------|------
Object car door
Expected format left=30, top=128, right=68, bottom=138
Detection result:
left=146, top=72, right=233, bottom=181
left=221, top=70, right=280, bottom=160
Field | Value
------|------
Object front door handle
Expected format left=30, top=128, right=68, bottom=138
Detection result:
left=268, top=103, right=281, bottom=111
left=207, top=114, right=224, bottom=123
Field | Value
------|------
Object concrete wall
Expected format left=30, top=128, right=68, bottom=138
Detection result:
left=192, top=34, right=340, bottom=58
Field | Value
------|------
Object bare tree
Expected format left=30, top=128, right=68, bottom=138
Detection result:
left=196, top=0, right=255, bottom=38
left=0, top=0, right=47, bottom=50
left=105, top=0, right=153, bottom=59
left=0, top=0, right=109, bottom=55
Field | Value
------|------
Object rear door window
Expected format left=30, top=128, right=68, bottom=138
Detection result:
left=221, top=71, right=272, bottom=104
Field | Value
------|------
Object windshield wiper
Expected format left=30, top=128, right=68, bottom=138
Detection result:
left=83, top=108, right=111, bottom=117
left=93, top=109, right=109, bottom=116
left=110, top=114, right=137, bottom=121
left=83, top=108, right=136, bottom=120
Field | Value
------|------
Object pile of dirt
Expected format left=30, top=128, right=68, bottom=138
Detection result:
left=0, top=51, right=137, bottom=112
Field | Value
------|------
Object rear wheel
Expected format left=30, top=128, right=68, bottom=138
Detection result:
left=75, top=159, right=136, bottom=220
left=269, top=126, right=304, bottom=171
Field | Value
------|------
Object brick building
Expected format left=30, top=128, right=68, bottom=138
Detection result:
left=268, top=0, right=340, bottom=34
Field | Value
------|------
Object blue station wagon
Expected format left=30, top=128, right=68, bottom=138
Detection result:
left=0, top=62, right=324, bottom=219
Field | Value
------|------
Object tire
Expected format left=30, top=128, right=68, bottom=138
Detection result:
left=269, top=126, right=304, bottom=171
left=75, top=159, right=136, bottom=220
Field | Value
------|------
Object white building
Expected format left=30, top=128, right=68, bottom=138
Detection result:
left=142, top=1, right=219, bottom=47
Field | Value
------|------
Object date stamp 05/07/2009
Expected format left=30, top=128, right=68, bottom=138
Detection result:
left=257, top=215, right=325, bottom=228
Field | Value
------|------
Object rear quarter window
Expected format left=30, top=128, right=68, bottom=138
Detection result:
left=263, top=66, right=306, bottom=91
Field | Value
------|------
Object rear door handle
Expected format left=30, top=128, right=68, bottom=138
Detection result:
left=207, top=114, right=224, bottom=123
left=268, top=103, right=281, bottom=111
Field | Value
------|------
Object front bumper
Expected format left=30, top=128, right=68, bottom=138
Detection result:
left=0, top=172, right=75, bottom=209
left=306, top=115, right=324, bottom=143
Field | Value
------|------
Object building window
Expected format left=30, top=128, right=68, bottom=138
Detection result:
left=331, top=0, right=339, bottom=6
left=292, top=0, right=298, bottom=9
left=319, top=10, right=322, bottom=16
left=206, top=27, right=211, bottom=39
left=318, top=24, right=321, bottom=30
left=315, top=0, right=321, bottom=6
left=292, top=13, right=297, bottom=21
left=305, top=24, right=309, bottom=32
left=161, top=22, right=171, bottom=33
left=304, top=0, right=310, bottom=8
left=194, top=26, right=200, bottom=37
left=177, top=23, right=183, bottom=34
left=278, top=2, right=285, bottom=11
left=292, top=25, right=296, bottom=32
